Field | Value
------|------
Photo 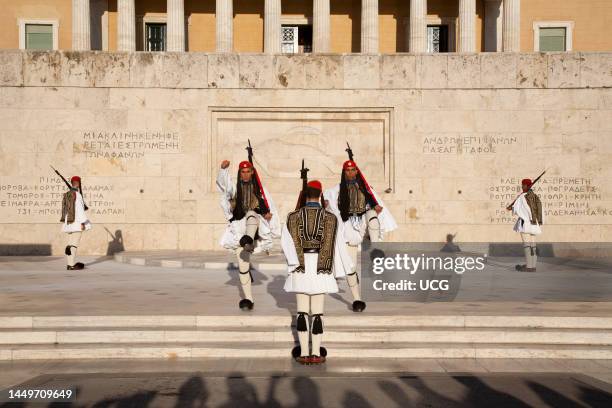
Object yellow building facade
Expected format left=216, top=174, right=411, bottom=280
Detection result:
left=1, top=0, right=611, bottom=53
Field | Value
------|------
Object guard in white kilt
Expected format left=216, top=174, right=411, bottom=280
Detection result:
left=507, top=178, right=543, bottom=272
left=60, top=175, right=92, bottom=270
left=324, top=159, right=397, bottom=312
left=283, top=180, right=353, bottom=365
left=216, top=159, right=280, bottom=310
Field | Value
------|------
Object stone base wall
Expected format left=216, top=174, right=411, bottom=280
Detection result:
left=1, top=51, right=611, bottom=255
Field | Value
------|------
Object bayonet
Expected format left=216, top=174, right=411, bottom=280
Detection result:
left=296, top=159, right=309, bottom=210
left=246, top=139, right=254, bottom=164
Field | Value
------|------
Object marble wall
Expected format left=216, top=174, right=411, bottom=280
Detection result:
left=0, top=50, right=611, bottom=254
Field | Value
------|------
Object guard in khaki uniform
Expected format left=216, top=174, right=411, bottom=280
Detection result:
left=507, top=178, right=543, bottom=272
left=60, top=176, right=92, bottom=270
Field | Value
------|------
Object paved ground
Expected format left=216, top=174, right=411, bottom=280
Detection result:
left=114, top=250, right=286, bottom=269
left=2, top=257, right=612, bottom=406
left=1, top=358, right=612, bottom=407
left=1, top=256, right=612, bottom=316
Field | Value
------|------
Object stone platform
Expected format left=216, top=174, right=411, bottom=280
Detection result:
left=1, top=256, right=612, bottom=362
left=3, top=255, right=612, bottom=316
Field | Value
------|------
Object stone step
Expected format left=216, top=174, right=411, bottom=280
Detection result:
left=2, top=342, right=612, bottom=361
left=1, top=327, right=612, bottom=346
left=3, top=315, right=612, bottom=329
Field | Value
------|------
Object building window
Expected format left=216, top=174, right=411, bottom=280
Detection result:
left=539, top=28, right=566, bottom=51
left=533, top=21, right=574, bottom=52
left=427, top=25, right=449, bottom=53
left=18, top=19, right=59, bottom=50
left=281, top=25, right=312, bottom=53
left=145, top=23, right=166, bottom=51
left=25, top=24, right=53, bottom=50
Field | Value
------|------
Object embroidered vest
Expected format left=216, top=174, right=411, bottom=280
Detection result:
left=230, top=182, right=261, bottom=213
left=348, top=183, right=367, bottom=214
left=286, top=207, right=338, bottom=274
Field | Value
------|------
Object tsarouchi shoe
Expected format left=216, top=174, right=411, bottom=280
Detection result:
left=352, top=300, right=366, bottom=312
left=66, top=264, right=84, bottom=270
left=239, top=235, right=255, bottom=252
left=239, top=299, right=254, bottom=311
left=308, top=355, right=326, bottom=365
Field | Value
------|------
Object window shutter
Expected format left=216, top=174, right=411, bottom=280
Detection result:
left=25, top=24, right=53, bottom=50
left=539, top=27, right=566, bottom=52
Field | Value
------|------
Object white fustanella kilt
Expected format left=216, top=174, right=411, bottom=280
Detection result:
left=284, top=253, right=339, bottom=295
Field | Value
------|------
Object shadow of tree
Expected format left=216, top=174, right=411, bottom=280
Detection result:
left=577, top=383, right=612, bottom=408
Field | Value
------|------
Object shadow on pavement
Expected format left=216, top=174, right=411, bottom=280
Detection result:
left=2, top=372, right=612, bottom=408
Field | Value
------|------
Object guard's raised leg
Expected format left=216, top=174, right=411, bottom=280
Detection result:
left=236, top=247, right=254, bottom=310
left=366, top=209, right=381, bottom=243
left=346, top=244, right=366, bottom=312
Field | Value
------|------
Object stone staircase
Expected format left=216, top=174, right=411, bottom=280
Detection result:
left=1, top=315, right=612, bottom=361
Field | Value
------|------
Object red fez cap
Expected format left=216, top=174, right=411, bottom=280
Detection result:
left=343, top=160, right=357, bottom=169
left=71, top=176, right=81, bottom=183
left=307, top=180, right=322, bottom=191
left=521, top=178, right=532, bottom=186
left=239, top=161, right=253, bottom=169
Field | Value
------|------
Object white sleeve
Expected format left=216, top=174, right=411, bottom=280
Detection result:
left=262, top=187, right=281, bottom=237
left=512, top=194, right=542, bottom=235
left=371, top=188, right=398, bottom=232
left=332, top=215, right=352, bottom=278
left=74, top=193, right=88, bottom=224
left=216, top=167, right=235, bottom=198
left=281, top=224, right=299, bottom=273
left=323, top=185, right=340, bottom=216
left=512, top=194, right=531, bottom=224
left=216, top=168, right=235, bottom=221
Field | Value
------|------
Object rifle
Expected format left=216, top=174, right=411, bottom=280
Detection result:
left=104, top=227, right=115, bottom=240
left=246, top=139, right=254, bottom=164
left=295, top=159, right=309, bottom=210
left=50, top=165, right=72, bottom=190
left=50, top=165, right=89, bottom=211
left=345, top=142, right=354, bottom=161
left=506, top=170, right=546, bottom=209
left=244, top=140, right=270, bottom=212
left=344, top=142, right=379, bottom=206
